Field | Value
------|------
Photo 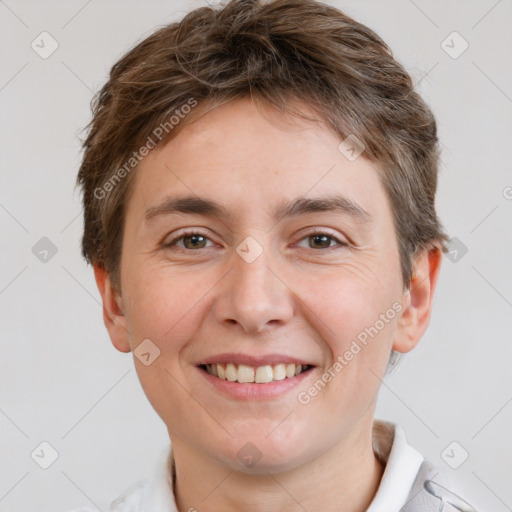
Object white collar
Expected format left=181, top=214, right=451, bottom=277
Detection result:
left=367, top=420, right=424, bottom=511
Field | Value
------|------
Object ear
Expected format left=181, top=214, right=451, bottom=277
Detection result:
left=393, top=245, right=443, bottom=353
left=93, top=265, right=131, bottom=353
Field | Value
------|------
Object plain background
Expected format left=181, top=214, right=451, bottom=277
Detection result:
left=0, top=1, right=511, bottom=510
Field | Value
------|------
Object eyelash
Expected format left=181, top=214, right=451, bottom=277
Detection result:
left=164, top=229, right=348, bottom=252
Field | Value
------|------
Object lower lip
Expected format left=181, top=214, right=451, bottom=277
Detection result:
left=197, top=366, right=315, bottom=401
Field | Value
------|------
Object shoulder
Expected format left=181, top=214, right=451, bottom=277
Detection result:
left=403, top=458, right=478, bottom=511
left=371, top=420, right=478, bottom=511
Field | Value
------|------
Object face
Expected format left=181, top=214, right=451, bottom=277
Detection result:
left=97, top=97, right=439, bottom=473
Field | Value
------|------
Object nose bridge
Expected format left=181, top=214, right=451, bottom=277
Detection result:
left=215, top=235, right=294, bottom=333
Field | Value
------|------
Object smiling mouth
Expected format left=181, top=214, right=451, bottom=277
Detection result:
left=200, top=363, right=313, bottom=383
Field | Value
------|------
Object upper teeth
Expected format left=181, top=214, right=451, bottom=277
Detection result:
left=205, top=363, right=308, bottom=383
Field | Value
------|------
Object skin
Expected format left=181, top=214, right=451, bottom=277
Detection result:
left=95, top=97, right=442, bottom=512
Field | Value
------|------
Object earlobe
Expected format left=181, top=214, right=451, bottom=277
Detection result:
left=393, top=245, right=443, bottom=353
left=93, top=265, right=132, bottom=353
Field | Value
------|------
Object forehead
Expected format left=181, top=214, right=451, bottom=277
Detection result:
left=129, top=97, right=390, bottom=224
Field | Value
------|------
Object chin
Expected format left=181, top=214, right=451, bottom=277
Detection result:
left=211, top=432, right=312, bottom=475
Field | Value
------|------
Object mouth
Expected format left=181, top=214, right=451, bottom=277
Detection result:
left=200, top=362, right=313, bottom=384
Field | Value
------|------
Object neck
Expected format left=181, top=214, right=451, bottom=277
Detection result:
left=170, top=419, right=385, bottom=512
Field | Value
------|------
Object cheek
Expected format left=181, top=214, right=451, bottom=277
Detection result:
left=292, top=266, right=401, bottom=407
left=122, top=267, right=211, bottom=424
left=122, top=264, right=211, bottom=348
left=301, top=267, right=399, bottom=342
left=294, top=276, right=399, bottom=424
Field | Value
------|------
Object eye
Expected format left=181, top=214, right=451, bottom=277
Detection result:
left=296, top=230, right=347, bottom=250
left=164, top=230, right=215, bottom=250
left=163, top=229, right=347, bottom=252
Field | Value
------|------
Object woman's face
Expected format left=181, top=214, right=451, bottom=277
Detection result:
left=108, top=97, right=415, bottom=472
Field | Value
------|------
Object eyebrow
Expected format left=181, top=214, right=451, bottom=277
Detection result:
left=144, top=194, right=371, bottom=224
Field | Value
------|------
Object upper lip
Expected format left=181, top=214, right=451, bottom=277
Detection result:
left=196, top=353, right=315, bottom=367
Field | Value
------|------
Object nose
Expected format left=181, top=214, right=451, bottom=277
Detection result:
left=213, top=242, right=294, bottom=334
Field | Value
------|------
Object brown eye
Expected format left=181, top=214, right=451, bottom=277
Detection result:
left=181, top=234, right=208, bottom=249
left=308, top=234, right=333, bottom=249
left=295, top=231, right=348, bottom=251
left=164, top=231, right=214, bottom=250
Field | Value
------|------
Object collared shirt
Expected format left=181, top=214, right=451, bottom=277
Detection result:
left=69, top=419, right=474, bottom=512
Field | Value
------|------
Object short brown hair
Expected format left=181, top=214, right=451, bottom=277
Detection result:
left=77, top=0, right=448, bottom=291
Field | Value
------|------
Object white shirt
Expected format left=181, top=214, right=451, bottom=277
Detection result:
left=70, top=419, right=431, bottom=512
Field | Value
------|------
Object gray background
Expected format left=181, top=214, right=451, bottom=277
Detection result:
left=0, top=0, right=511, bottom=510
